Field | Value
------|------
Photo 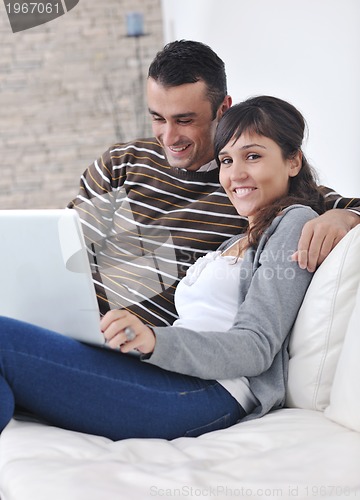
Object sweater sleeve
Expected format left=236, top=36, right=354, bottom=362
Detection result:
left=66, top=145, right=130, bottom=316
left=320, top=185, right=360, bottom=216
left=144, top=206, right=317, bottom=380
left=67, top=146, right=124, bottom=249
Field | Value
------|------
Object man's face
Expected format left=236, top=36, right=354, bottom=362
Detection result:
left=147, top=78, right=229, bottom=171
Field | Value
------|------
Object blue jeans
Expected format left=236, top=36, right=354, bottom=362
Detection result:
left=0, top=316, right=245, bottom=440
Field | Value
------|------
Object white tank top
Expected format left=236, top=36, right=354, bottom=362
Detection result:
left=173, top=251, right=258, bottom=413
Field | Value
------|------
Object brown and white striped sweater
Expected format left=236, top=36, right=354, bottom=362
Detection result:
left=68, top=138, right=360, bottom=327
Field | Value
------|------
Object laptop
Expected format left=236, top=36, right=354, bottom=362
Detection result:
left=0, top=209, right=107, bottom=346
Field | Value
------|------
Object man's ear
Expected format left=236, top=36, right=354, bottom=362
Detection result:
left=217, top=95, right=232, bottom=119
left=289, top=150, right=302, bottom=177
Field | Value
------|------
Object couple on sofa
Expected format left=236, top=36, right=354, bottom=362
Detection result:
left=0, top=40, right=359, bottom=440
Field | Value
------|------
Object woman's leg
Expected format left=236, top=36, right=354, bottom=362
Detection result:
left=0, top=317, right=245, bottom=440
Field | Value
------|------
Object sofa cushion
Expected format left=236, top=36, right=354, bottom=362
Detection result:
left=324, top=281, right=360, bottom=431
left=286, top=224, right=360, bottom=411
left=1, top=410, right=360, bottom=500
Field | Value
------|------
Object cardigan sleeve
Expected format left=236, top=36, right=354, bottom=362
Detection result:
left=144, top=206, right=318, bottom=380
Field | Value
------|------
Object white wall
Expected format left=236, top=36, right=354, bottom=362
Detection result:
left=161, top=0, right=360, bottom=196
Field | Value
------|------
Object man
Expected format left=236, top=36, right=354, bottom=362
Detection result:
left=68, top=40, right=360, bottom=327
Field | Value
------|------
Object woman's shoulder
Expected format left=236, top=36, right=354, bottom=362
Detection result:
left=260, top=204, right=318, bottom=250
left=280, top=203, right=319, bottom=217
left=273, top=204, right=319, bottom=228
left=258, top=204, right=318, bottom=248
left=218, top=205, right=318, bottom=253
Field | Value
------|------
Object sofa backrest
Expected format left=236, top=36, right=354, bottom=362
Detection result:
left=286, top=224, right=360, bottom=411
left=324, top=279, right=360, bottom=432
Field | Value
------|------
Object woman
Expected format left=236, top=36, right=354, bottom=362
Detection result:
left=0, top=96, right=324, bottom=440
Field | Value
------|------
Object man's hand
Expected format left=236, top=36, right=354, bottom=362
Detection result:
left=292, top=209, right=360, bottom=272
left=100, top=310, right=156, bottom=354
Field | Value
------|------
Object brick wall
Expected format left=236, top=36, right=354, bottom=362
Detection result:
left=0, top=0, right=163, bottom=208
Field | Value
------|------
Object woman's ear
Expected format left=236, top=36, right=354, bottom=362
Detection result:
left=289, top=150, right=302, bottom=177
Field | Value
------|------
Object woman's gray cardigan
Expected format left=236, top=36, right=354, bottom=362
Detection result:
left=144, top=205, right=318, bottom=421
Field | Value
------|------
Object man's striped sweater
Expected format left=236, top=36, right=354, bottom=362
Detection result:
left=68, top=138, right=360, bottom=327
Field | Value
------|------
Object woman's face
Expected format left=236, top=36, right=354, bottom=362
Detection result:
left=218, top=131, right=301, bottom=226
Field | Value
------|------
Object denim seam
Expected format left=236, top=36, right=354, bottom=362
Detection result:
left=0, top=348, right=220, bottom=396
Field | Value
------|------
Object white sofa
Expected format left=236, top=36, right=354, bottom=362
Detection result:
left=1, top=225, right=360, bottom=500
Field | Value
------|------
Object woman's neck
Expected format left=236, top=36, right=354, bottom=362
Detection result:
left=222, top=236, right=248, bottom=258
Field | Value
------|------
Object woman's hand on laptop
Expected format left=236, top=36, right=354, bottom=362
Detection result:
left=100, top=310, right=156, bottom=354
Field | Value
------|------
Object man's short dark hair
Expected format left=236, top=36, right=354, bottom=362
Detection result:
left=148, top=40, right=228, bottom=118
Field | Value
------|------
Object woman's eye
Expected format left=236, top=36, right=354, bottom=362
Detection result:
left=219, top=157, right=232, bottom=166
left=247, top=153, right=260, bottom=161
